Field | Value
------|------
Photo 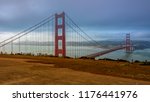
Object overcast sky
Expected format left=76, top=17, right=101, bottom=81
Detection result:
left=0, top=0, right=150, bottom=41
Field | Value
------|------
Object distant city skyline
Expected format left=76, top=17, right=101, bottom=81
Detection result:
left=0, top=0, right=150, bottom=41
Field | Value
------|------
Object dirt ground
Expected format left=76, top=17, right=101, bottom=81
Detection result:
left=0, top=55, right=150, bottom=85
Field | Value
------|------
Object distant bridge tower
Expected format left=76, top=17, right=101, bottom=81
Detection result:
left=125, top=33, right=132, bottom=52
left=55, top=12, right=66, bottom=57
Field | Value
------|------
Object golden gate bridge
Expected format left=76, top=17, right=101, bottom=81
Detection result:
left=0, top=12, right=133, bottom=59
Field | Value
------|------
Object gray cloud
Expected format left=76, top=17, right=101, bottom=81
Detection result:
left=0, top=0, right=55, bottom=31
left=0, top=0, right=150, bottom=40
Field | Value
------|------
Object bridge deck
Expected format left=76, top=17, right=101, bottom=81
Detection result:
left=83, top=45, right=127, bottom=58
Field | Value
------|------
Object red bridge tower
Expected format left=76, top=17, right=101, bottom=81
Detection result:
left=126, top=33, right=132, bottom=52
left=55, top=12, right=66, bottom=57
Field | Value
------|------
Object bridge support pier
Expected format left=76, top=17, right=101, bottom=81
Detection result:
left=55, top=12, right=66, bottom=57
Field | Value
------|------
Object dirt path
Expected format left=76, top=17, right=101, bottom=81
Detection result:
left=0, top=57, right=150, bottom=85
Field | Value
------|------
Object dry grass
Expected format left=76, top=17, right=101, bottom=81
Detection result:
left=0, top=54, right=150, bottom=85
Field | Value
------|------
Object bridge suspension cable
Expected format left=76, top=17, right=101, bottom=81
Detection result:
left=0, top=12, right=131, bottom=58
left=65, top=14, right=100, bottom=47
left=0, top=14, right=55, bottom=56
left=0, top=14, right=54, bottom=47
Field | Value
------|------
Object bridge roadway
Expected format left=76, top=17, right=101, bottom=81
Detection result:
left=83, top=45, right=127, bottom=58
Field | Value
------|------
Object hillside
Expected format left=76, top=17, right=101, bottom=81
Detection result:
left=0, top=55, right=150, bottom=85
